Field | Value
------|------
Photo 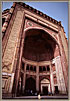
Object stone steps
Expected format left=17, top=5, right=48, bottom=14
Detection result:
left=2, top=95, right=68, bottom=99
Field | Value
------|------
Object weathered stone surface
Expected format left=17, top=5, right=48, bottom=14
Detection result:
left=2, top=11, right=24, bottom=73
left=54, top=56, right=66, bottom=93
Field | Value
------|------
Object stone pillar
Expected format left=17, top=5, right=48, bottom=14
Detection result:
left=9, top=73, right=15, bottom=93
left=48, top=84, right=51, bottom=93
left=23, top=63, right=27, bottom=92
left=19, top=77, right=22, bottom=91
left=36, top=66, right=39, bottom=92
left=55, top=56, right=66, bottom=94
left=50, top=64, right=54, bottom=94
left=58, top=32, right=68, bottom=91
left=2, top=10, right=25, bottom=96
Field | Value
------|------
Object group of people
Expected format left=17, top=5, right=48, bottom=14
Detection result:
left=25, top=89, right=41, bottom=99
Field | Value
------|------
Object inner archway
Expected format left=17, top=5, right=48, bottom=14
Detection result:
left=40, top=78, right=50, bottom=95
left=25, top=77, right=36, bottom=95
left=21, top=28, right=60, bottom=96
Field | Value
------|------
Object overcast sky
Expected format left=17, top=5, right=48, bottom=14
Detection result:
left=2, top=2, right=68, bottom=39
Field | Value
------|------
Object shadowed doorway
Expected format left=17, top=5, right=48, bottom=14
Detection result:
left=25, top=77, right=36, bottom=95
left=43, top=86, right=48, bottom=95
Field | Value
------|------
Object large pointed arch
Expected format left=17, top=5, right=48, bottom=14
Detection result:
left=23, top=27, right=60, bottom=61
left=24, top=27, right=59, bottom=46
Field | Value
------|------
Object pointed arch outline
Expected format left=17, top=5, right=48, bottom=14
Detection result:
left=24, top=27, right=59, bottom=46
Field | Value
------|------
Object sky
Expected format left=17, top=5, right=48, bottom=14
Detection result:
left=2, top=2, right=68, bottom=39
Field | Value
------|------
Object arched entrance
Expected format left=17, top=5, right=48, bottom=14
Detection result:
left=20, top=28, right=60, bottom=96
left=25, top=77, right=36, bottom=95
left=40, top=78, right=50, bottom=95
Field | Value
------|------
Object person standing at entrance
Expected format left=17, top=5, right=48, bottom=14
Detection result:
left=38, top=93, right=41, bottom=99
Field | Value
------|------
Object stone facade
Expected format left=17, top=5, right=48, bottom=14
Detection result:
left=2, top=2, right=68, bottom=98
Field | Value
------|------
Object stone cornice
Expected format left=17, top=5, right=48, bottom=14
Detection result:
left=2, top=2, right=64, bottom=35
left=16, top=2, right=62, bottom=26
left=2, top=2, right=16, bottom=34
left=2, top=9, right=10, bottom=14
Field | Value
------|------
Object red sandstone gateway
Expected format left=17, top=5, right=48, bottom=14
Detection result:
left=2, top=2, right=68, bottom=99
